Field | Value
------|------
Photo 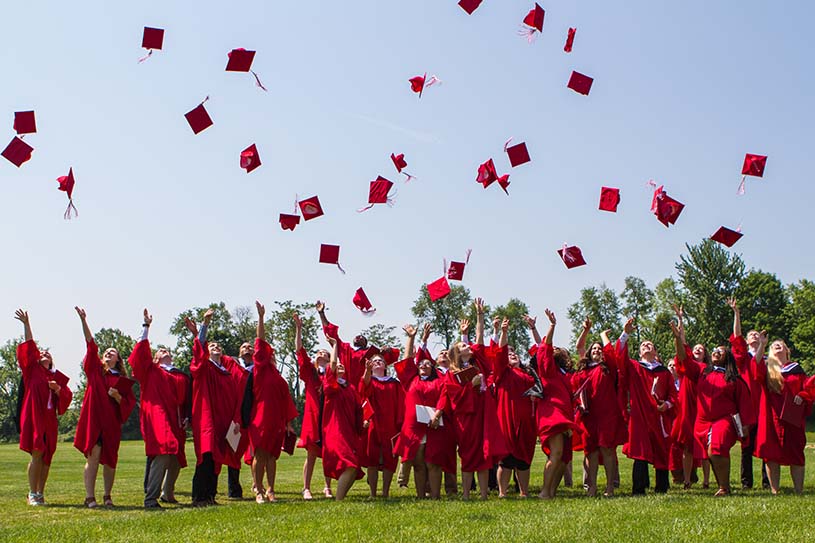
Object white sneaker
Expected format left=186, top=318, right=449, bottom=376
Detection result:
left=302, top=489, right=313, bottom=500
left=255, top=493, right=266, bottom=504
left=28, top=493, right=39, bottom=506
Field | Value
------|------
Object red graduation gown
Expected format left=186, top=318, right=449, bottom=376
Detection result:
left=533, top=343, right=578, bottom=455
left=322, top=368, right=364, bottom=480
left=16, top=340, right=73, bottom=465
left=670, top=345, right=701, bottom=468
left=297, top=348, right=326, bottom=454
left=249, top=338, right=298, bottom=458
left=323, top=322, right=368, bottom=392
left=190, top=338, right=246, bottom=472
left=491, top=345, right=537, bottom=465
left=73, top=341, right=136, bottom=467
left=128, top=339, right=190, bottom=465
left=360, top=375, right=404, bottom=471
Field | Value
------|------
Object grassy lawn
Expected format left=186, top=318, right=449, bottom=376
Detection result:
left=1, top=439, right=815, bottom=542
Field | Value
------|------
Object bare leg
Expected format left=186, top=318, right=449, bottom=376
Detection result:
left=708, top=451, right=731, bottom=494
left=84, top=444, right=102, bottom=501
left=252, top=450, right=268, bottom=497
left=335, top=468, right=357, bottom=500
left=497, top=465, right=512, bottom=497
left=702, top=459, right=711, bottom=487
left=413, top=445, right=428, bottom=498
left=427, top=463, right=442, bottom=499
left=265, top=457, right=277, bottom=500
left=461, top=471, right=474, bottom=500
left=790, top=465, right=805, bottom=495
left=303, top=450, right=317, bottom=491
left=765, top=461, right=781, bottom=494
left=367, top=466, right=379, bottom=497
left=682, top=448, right=694, bottom=486
left=28, top=451, right=44, bottom=495
left=516, top=469, right=531, bottom=497
left=382, top=469, right=394, bottom=498
left=540, top=434, right=564, bottom=499
left=102, top=464, right=116, bottom=499
left=600, top=447, right=616, bottom=496
left=585, top=450, right=599, bottom=496
left=477, top=469, right=489, bottom=499
left=38, top=462, right=50, bottom=495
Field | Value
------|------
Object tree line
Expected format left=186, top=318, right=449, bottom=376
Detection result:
left=1, top=239, right=813, bottom=442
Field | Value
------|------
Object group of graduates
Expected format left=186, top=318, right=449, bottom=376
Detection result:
left=12, top=296, right=815, bottom=508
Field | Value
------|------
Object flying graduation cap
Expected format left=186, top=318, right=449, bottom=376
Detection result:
left=319, top=244, right=345, bottom=273
left=599, top=186, right=620, bottom=212
left=558, top=244, right=587, bottom=269
left=519, top=3, right=545, bottom=42
left=139, top=27, right=164, bottom=62
left=358, top=176, right=395, bottom=212
left=2, top=137, right=33, bottom=167
left=650, top=183, right=684, bottom=227
left=458, top=0, right=483, bottom=14
left=446, top=249, right=472, bottom=281
left=504, top=139, right=531, bottom=167
left=57, top=167, right=78, bottom=219
left=567, top=71, right=593, bottom=95
left=476, top=159, right=510, bottom=194
left=353, top=287, right=376, bottom=315
left=408, top=73, right=441, bottom=98
left=239, top=144, right=261, bottom=173
left=711, top=226, right=743, bottom=248
left=13, top=111, right=36, bottom=134
left=391, top=153, right=415, bottom=181
left=298, top=195, right=324, bottom=221
left=737, top=153, right=767, bottom=195
left=225, top=48, right=267, bottom=91
left=427, top=276, right=451, bottom=301
left=564, top=28, right=577, bottom=52
left=185, top=97, right=213, bottom=134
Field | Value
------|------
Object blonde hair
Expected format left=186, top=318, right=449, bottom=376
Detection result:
left=765, top=340, right=789, bottom=394
left=447, top=343, right=467, bottom=372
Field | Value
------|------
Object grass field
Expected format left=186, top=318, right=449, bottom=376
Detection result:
left=1, top=440, right=815, bottom=542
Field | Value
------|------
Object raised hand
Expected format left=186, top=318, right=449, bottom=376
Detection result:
left=624, top=317, right=635, bottom=335
left=523, top=315, right=536, bottom=329
left=460, top=319, right=471, bottom=334
left=671, top=304, right=684, bottom=321
left=403, top=324, right=417, bottom=338
left=75, top=306, right=87, bottom=320
left=184, top=316, right=198, bottom=336
left=669, top=320, right=681, bottom=338
left=293, top=313, right=302, bottom=328
left=474, top=297, right=485, bottom=315
left=545, top=309, right=556, bottom=326
left=203, top=308, right=215, bottom=326
left=492, top=316, right=500, bottom=332
left=315, top=300, right=325, bottom=313
left=727, top=297, right=738, bottom=312
left=14, top=309, right=29, bottom=325
left=256, top=300, right=265, bottom=319
left=421, top=323, right=431, bottom=343
left=325, top=335, right=337, bottom=347
left=583, top=316, right=592, bottom=330
left=501, top=318, right=509, bottom=332
left=143, top=309, right=153, bottom=327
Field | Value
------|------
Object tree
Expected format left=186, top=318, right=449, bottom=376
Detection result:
left=736, top=270, right=790, bottom=342
left=675, top=240, right=746, bottom=348
left=360, top=324, right=400, bottom=350
left=648, top=277, right=686, bottom=359
left=566, top=284, right=622, bottom=348
left=620, top=276, right=654, bottom=346
left=268, top=301, right=318, bottom=403
left=0, top=338, right=22, bottom=442
left=491, top=298, right=531, bottom=356
left=411, top=284, right=473, bottom=349
left=785, top=280, right=815, bottom=373
left=169, top=302, right=255, bottom=370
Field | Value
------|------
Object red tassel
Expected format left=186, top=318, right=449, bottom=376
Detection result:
left=736, top=175, right=746, bottom=195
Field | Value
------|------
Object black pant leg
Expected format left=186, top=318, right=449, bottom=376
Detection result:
left=192, top=453, right=215, bottom=502
left=144, top=456, right=153, bottom=494
left=740, top=427, right=756, bottom=488
left=654, top=469, right=669, bottom=493
left=228, top=466, right=243, bottom=498
left=632, top=460, right=648, bottom=495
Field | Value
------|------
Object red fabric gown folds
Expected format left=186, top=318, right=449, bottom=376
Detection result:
left=322, top=368, right=364, bottom=480
left=249, top=338, right=298, bottom=458
left=360, top=375, right=404, bottom=472
left=297, top=348, right=325, bottom=454
left=570, top=344, right=625, bottom=454
left=491, top=345, right=537, bottom=465
left=533, top=343, right=578, bottom=460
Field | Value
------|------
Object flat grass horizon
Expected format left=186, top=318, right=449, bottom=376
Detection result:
left=1, top=440, right=815, bottom=542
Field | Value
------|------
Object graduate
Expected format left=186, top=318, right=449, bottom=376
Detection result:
left=128, top=309, right=191, bottom=509
left=614, top=317, right=677, bottom=495
left=317, top=300, right=369, bottom=389
left=73, top=307, right=136, bottom=508
left=360, top=351, right=404, bottom=498
left=751, top=331, right=811, bottom=494
left=294, top=312, right=334, bottom=500
left=571, top=318, right=625, bottom=497
left=491, top=318, right=538, bottom=498
left=187, top=309, right=248, bottom=506
left=248, top=301, right=298, bottom=503
left=322, top=335, right=364, bottom=500
left=669, top=304, right=755, bottom=496
left=393, top=324, right=455, bottom=499
left=14, top=309, right=73, bottom=506
left=524, top=311, right=578, bottom=499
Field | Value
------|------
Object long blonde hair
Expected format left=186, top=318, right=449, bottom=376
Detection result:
left=765, top=340, right=789, bottom=394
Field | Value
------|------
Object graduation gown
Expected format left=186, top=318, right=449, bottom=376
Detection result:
left=322, top=368, right=364, bottom=480
left=532, top=343, right=578, bottom=454
left=73, top=341, right=136, bottom=467
left=359, top=374, right=404, bottom=471
left=190, top=338, right=247, bottom=472
left=322, top=322, right=369, bottom=392
left=491, top=345, right=537, bottom=465
left=248, top=338, right=298, bottom=458
left=570, top=344, right=625, bottom=454
left=16, top=340, right=73, bottom=464
left=297, top=348, right=326, bottom=454
left=128, top=339, right=190, bottom=465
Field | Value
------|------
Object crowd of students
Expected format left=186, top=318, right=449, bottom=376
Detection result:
left=12, top=297, right=815, bottom=507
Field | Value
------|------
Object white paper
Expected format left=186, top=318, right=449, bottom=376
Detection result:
left=226, top=420, right=241, bottom=452
left=416, top=405, right=442, bottom=427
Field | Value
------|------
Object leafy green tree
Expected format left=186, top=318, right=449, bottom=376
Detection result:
left=566, top=284, right=622, bottom=348
left=736, top=270, right=790, bottom=342
left=268, top=301, right=319, bottom=403
left=491, top=298, right=531, bottom=356
left=620, top=276, right=655, bottom=347
left=411, top=284, right=473, bottom=349
left=675, top=240, right=746, bottom=348
left=169, top=302, right=242, bottom=370
left=0, top=338, right=22, bottom=441
left=360, top=324, right=400, bottom=350
left=785, top=280, right=815, bottom=373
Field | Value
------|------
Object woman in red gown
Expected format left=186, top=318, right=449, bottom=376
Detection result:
left=14, top=309, right=73, bottom=506
left=294, top=312, right=333, bottom=500
left=322, top=335, right=364, bottom=500
left=73, top=307, right=136, bottom=508
left=248, top=302, right=298, bottom=503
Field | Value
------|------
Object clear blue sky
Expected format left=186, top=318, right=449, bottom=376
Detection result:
left=2, top=0, right=813, bottom=383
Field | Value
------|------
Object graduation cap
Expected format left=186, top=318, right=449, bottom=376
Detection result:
left=564, top=27, right=576, bottom=52
left=139, top=27, right=164, bottom=62
left=184, top=97, right=213, bottom=135
left=353, top=287, right=376, bottom=315
left=737, top=153, right=767, bottom=194
left=458, top=0, right=483, bottom=14
left=427, top=276, right=451, bottom=301
left=298, top=195, right=324, bottom=221
left=505, top=140, right=530, bottom=167
left=519, top=3, right=545, bottom=42
left=476, top=159, right=510, bottom=194
left=599, top=186, right=620, bottom=212
left=446, top=249, right=472, bottom=281
left=225, top=48, right=267, bottom=91
left=365, top=345, right=400, bottom=365
left=239, top=144, right=261, bottom=173
left=319, top=244, right=345, bottom=273
left=711, top=226, right=743, bottom=248
left=13, top=111, right=36, bottom=134
left=650, top=184, right=684, bottom=227
left=362, top=400, right=375, bottom=421
left=408, top=73, right=440, bottom=98
left=391, top=153, right=415, bottom=181
left=50, top=369, right=70, bottom=388
left=279, top=214, right=300, bottom=231
left=2, top=136, right=33, bottom=167
left=57, top=167, right=78, bottom=219
left=567, top=71, right=593, bottom=95
left=558, top=244, right=587, bottom=269
left=358, top=176, right=395, bottom=212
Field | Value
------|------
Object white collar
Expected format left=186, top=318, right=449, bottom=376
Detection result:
left=639, top=359, right=661, bottom=371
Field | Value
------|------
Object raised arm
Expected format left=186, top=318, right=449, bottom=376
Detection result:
left=75, top=306, right=93, bottom=343
left=255, top=301, right=265, bottom=340
left=198, top=308, right=214, bottom=344
left=524, top=314, right=542, bottom=345
left=15, top=309, right=32, bottom=342
left=460, top=318, right=470, bottom=344
left=474, top=297, right=485, bottom=345
left=498, top=318, right=509, bottom=348
left=403, top=324, right=417, bottom=360
left=315, top=300, right=330, bottom=328
left=576, top=317, right=591, bottom=358
left=328, top=335, right=339, bottom=375
left=294, top=313, right=304, bottom=352
left=599, top=329, right=611, bottom=347
left=543, top=309, right=556, bottom=345
left=727, top=297, right=742, bottom=338
left=754, top=330, right=768, bottom=366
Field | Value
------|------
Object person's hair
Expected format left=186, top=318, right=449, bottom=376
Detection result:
left=703, top=346, right=738, bottom=382
left=104, top=348, right=127, bottom=376
left=447, top=343, right=468, bottom=372
left=576, top=342, right=607, bottom=373
left=693, top=344, right=712, bottom=366
left=553, top=347, right=573, bottom=371
left=353, top=335, right=368, bottom=349
left=765, top=339, right=789, bottom=394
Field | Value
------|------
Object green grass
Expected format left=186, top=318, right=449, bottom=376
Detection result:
left=1, top=440, right=815, bottom=542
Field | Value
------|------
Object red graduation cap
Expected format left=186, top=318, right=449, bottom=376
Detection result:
left=650, top=185, right=684, bottom=227
left=711, top=226, right=743, bottom=248
left=298, top=195, right=324, bottom=221
left=737, top=153, right=768, bottom=195
left=447, top=249, right=472, bottom=281
left=568, top=71, right=593, bottom=95
left=458, top=0, right=483, bottom=14
left=359, top=176, right=395, bottom=212
left=142, top=27, right=164, bottom=50
left=557, top=244, right=587, bottom=269
left=362, top=400, right=374, bottom=421
left=564, top=27, right=576, bottom=52
left=13, top=111, right=36, bottom=134
left=365, top=345, right=400, bottom=365
left=57, top=167, right=78, bottom=220
left=505, top=141, right=530, bottom=167
left=408, top=73, right=440, bottom=98
left=497, top=174, right=510, bottom=195
left=391, top=152, right=415, bottom=181
left=520, top=3, right=545, bottom=41
left=225, top=48, right=267, bottom=91
left=2, top=136, right=33, bottom=167
left=279, top=214, right=300, bottom=231
left=427, top=276, right=451, bottom=301
left=185, top=97, right=213, bottom=135
left=476, top=158, right=498, bottom=188
left=353, top=287, right=376, bottom=315
left=239, top=144, right=261, bottom=173
left=319, top=244, right=345, bottom=273
left=51, top=370, right=70, bottom=388
left=599, top=186, right=620, bottom=212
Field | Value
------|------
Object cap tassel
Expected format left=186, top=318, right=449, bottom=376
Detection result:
left=562, top=242, right=575, bottom=263
left=64, top=199, right=78, bottom=220
left=517, top=26, right=538, bottom=43
left=503, top=137, right=513, bottom=153
left=356, top=204, right=375, bottom=213
left=336, top=263, right=346, bottom=274
left=400, top=171, right=415, bottom=182
left=464, top=249, right=472, bottom=266
left=425, top=75, right=442, bottom=88
left=736, top=175, right=746, bottom=195
left=138, top=49, right=153, bottom=63
left=360, top=307, right=376, bottom=316
left=251, top=71, right=268, bottom=92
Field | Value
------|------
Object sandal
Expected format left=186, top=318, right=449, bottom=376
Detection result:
left=302, top=489, right=313, bottom=500
left=265, top=489, right=276, bottom=502
left=323, top=487, right=333, bottom=499
left=28, top=493, right=40, bottom=506
left=255, top=493, right=266, bottom=504
left=84, top=497, right=98, bottom=509
left=103, top=495, right=114, bottom=508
